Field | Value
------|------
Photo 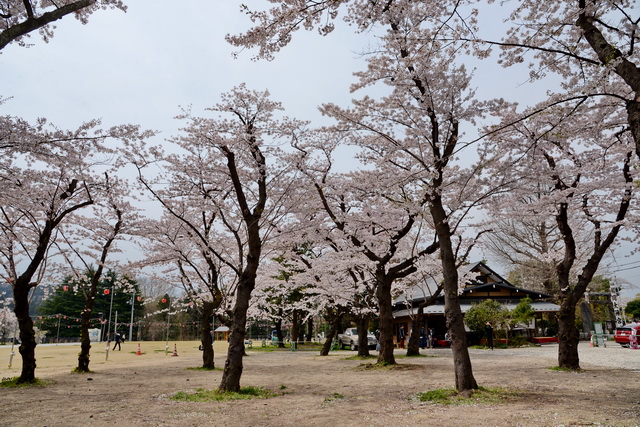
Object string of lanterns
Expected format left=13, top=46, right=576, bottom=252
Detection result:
left=31, top=314, right=203, bottom=329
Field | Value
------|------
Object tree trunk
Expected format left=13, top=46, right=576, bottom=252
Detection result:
left=406, top=307, right=424, bottom=357
left=431, top=199, right=478, bottom=393
left=376, top=270, right=396, bottom=365
left=356, top=315, right=370, bottom=357
left=628, top=99, right=640, bottom=160
left=200, top=301, right=216, bottom=369
left=76, top=298, right=95, bottom=373
left=307, top=317, right=314, bottom=342
left=557, top=295, right=581, bottom=369
left=320, top=310, right=343, bottom=356
left=13, top=280, right=37, bottom=383
left=291, top=310, right=299, bottom=344
left=275, top=318, right=285, bottom=348
left=219, top=276, right=255, bottom=392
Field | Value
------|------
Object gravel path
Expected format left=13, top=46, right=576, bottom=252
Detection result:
left=469, top=342, right=640, bottom=371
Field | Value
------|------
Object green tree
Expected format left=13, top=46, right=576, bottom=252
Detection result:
left=464, top=300, right=507, bottom=336
left=625, top=299, right=640, bottom=321
left=510, top=297, right=535, bottom=326
left=38, top=272, right=142, bottom=341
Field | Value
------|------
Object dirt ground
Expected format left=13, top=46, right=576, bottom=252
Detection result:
left=0, top=340, right=638, bottom=426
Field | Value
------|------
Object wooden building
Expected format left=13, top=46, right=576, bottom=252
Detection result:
left=392, top=261, right=560, bottom=345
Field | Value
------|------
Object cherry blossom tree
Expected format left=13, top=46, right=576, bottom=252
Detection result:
left=0, top=0, right=126, bottom=50
left=131, top=85, right=305, bottom=392
left=481, top=198, right=595, bottom=294
left=292, top=138, right=440, bottom=365
left=0, top=115, right=146, bottom=382
left=54, top=173, right=140, bottom=372
left=229, top=1, right=505, bottom=393
left=263, top=241, right=380, bottom=356
left=138, top=213, right=232, bottom=370
left=485, top=97, right=637, bottom=369
left=467, top=1, right=640, bottom=159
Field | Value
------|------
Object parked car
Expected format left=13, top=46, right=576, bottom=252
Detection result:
left=336, top=328, right=378, bottom=350
left=614, top=323, right=640, bottom=346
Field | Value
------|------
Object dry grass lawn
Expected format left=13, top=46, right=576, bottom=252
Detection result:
left=1, top=340, right=638, bottom=426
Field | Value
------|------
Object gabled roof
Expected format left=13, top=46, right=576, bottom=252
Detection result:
left=394, top=261, right=552, bottom=306
left=460, top=261, right=552, bottom=298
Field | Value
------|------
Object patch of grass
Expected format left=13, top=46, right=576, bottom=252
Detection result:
left=0, top=377, right=51, bottom=388
left=71, top=368, right=94, bottom=374
left=395, top=353, right=437, bottom=359
left=548, top=366, right=585, bottom=373
left=171, top=386, right=277, bottom=402
left=344, top=354, right=377, bottom=361
left=324, top=392, right=345, bottom=402
left=416, top=386, right=516, bottom=405
left=185, top=366, right=222, bottom=371
left=279, top=385, right=287, bottom=390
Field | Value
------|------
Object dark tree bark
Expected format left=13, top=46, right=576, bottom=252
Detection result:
left=291, top=310, right=300, bottom=343
left=376, top=271, right=396, bottom=365
left=431, top=197, right=478, bottom=394
left=275, top=317, right=285, bottom=348
left=77, top=203, right=122, bottom=373
left=549, top=151, right=632, bottom=370
left=220, top=274, right=257, bottom=391
left=307, top=317, right=314, bottom=342
left=320, top=309, right=343, bottom=356
left=200, top=301, right=216, bottom=369
left=10, top=180, right=93, bottom=383
left=406, top=307, right=424, bottom=357
left=356, top=315, right=370, bottom=357
left=13, top=279, right=37, bottom=383
left=406, top=284, right=443, bottom=357
left=218, top=125, right=267, bottom=392
left=76, top=301, right=94, bottom=372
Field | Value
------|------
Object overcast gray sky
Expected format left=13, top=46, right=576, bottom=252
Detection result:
left=1, top=0, right=638, bottom=299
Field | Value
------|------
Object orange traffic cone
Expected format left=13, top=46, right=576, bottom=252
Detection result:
left=172, top=343, right=179, bottom=357
left=136, top=343, right=142, bottom=355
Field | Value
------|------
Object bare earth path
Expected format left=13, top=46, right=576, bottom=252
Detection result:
left=1, top=341, right=638, bottom=426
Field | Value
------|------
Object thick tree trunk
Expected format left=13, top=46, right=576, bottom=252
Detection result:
left=219, top=276, right=255, bottom=392
left=406, top=307, right=424, bottom=357
left=627, top=99, right=640, bottom=160
left=200, top=302, right=216, bottom=369
left=76, top=300, right=94, bottom=373
left=275, top=318, right=285, bottom=348
left=291, top=310, right=299, bottom=344
left=376, top=271, right=396, bottom=365
left=307, top=317, right=314, bottom=342
left=13, top=280, right=37, bottom=383
left=431, top=200, right=478, bottom=393
left=320, top=310, right=343, bottom=356
left=356, top=315, right=370, bottom=357
left=557, top=297, right=580, bottom=369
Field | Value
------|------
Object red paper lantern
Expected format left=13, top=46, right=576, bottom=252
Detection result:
left=136, top=296, right=141, bottom=301
left=104, top=289, right=110, bottom=295
left=161, top=298, right=167, bottom=303
left=62, top=285, right=69, bottom=291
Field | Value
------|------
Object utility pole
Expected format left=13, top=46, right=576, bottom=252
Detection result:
left=128, top=291, right=135, bottom=342
left=106, top=285, right=115, bottom=341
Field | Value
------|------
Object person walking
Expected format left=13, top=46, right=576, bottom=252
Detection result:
left=484, top=322, right=494, bottom=350
left=112, top=331, right=122, bottom=351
